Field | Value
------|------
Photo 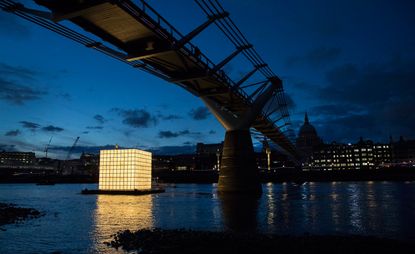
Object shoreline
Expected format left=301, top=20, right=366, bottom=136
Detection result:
left=107, top=228, right=415, bottom=253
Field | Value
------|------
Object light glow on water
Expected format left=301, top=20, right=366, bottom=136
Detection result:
left=0, top=182, right=415, bottom=253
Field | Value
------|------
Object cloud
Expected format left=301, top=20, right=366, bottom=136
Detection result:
left=112, top=108, right=157, bottom=128
left=158, top=114, right=182, bottom=120
left=48, top=144, right=117, bottom=158
left=286, top=47, right=341, bottom=67
left=158, top=130, right=189, bottom=138
left=0, top=143, right=16, bottom=151
left=47, top=144, right=195, bottom=158
left=313, top=114, right=380, bottom=143
left=311, top=104, right=365, bottom=117
left=86, top=126, right=103, bottom=130
left=149, top=145, right=196, bottom=155
left=4, top=129, right=21, bottom=137
left=0, top=63, right=46, bottom=105
left=310, top=59, right=415, bottom=141
left=42, top=125, right=64, bottom=132
left=158, top=130, right=201, bottom=139
left=0, top=63, right=37, bottom=80
left=50, top=144, right=196, bottom=156
left=94, top=114, right=106, bottom=124
left=0, top=77, right=46, bottom=105
left=189, top=106, right=210, bottom=120
left=19, top=121, right=40, bottom=131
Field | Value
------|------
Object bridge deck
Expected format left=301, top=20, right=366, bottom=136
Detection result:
left=35, top=0, right=296, bottom=156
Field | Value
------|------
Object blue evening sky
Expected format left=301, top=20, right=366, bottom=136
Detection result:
left=1, top=0, right=414, bottom=158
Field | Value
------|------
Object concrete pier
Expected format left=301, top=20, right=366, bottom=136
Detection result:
left=218, top=130, right=262, bottom=193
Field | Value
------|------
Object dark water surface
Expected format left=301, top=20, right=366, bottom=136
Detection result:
left=1, top=182, right=414, bottom=253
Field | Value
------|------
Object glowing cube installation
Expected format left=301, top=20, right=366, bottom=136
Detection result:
left=99, top=149, right=152, bottom=191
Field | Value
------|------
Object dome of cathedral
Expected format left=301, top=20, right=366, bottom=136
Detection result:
left=296, top=113, right=322, bottom=159
left=298, top=115, right=318, bottom=138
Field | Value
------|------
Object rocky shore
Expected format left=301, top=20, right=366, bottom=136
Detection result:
left=107, top=229, right=414, bottom=254
left=0, top=202, right=43, bottom=227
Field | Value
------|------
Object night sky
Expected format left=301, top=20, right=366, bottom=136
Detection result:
left=1, top=0, right=414, bottom=158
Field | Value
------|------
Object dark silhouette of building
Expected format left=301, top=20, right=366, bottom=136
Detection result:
left=80, top=152, right=99, bottom=176
left=153, top=154, right=196, bottom=172
left=391, top=136, right=415, bottom=165
left=195, top=142, right=223, bottom=171
left=296, top=113, right=322, bottom=164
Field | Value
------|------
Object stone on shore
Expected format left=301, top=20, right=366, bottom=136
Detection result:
left=107, top=228, right=414, bottom=254
left=0, top=202, right=44, bottom=226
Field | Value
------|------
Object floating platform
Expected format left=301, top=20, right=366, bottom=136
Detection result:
left=81, top=188, right=165, bottom=195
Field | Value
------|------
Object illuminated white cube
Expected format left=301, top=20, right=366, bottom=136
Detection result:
left=99, top=149, right=152, bottom=191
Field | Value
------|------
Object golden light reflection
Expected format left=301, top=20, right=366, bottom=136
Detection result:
left=266, top=183, right=275, bottom=225
left=93, top=194, right=154, bottom=253
left=99, top=149, right=152, bottom=191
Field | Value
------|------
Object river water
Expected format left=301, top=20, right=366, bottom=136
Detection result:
left=0, top=182, right=414, bottom=253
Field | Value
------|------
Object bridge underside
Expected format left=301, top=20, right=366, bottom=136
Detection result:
left=3, top=0, right=298, bottom=193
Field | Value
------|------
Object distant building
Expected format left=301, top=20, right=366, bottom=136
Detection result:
left=99, top=149, right=152, bottom=191
left=196, top=142, right=223, bottom=155
left=61, top=159, right=83, bottom=176
left=391, top=137, right=415, bottom=165
left=80, top=152, right=99, bottom=176
left=153, top=154, right=196, bottom=172
left=0, top=151, right=36, bottom=165
left=195, top=142, right=223, bottom=170
left=152, top=155, right=173, bottom=173
left=310, top=138, right=391, bottom=170
left=296, top=113, right=322, bottom=164
left=0, top=152, right=59, bottom=176
left=36, top=157, right=61, bottom=175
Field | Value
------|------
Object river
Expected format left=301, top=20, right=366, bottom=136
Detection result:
left=0, top=181, right=414, bottom=253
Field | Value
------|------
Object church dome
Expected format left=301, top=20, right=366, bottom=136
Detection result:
left=296, top=113, right=322, bottom=159
left=298, top=119, right=318, bottom=138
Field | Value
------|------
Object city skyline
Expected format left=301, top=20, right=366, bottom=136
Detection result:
left=1, top=0, right=414, bottom=159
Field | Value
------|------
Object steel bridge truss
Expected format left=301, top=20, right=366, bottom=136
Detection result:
left=0, top=0, right=298, bottom=158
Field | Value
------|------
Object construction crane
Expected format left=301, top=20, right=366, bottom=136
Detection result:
left=44, top=136, right=53, bottom=158
left=66, top=136, right=80, bottom=160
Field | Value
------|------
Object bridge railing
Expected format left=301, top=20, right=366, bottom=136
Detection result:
left=132, top=0, right=251, bottom=103
left=132, top=1, right=294, bottom=146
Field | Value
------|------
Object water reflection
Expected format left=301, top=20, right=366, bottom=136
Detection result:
left=218, top=193, right=260, bottom=232
left=93, top=195, right=153, bottom=251
left=330, top=182, right=341, bottom=228
left=0, top=182, right=414, bottom=253
left=346, top=183, right=363, bottom=232
left=266, top=183, right=275, bottom=226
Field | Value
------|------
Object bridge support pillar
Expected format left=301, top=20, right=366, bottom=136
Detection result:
left=201, top=78, right=281, bottom=194
left=218, top=129, right=261, bottom=194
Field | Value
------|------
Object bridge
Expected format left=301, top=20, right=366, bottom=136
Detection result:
left=1, top=0, right=298, bottom=193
